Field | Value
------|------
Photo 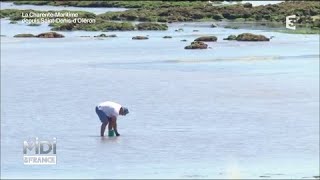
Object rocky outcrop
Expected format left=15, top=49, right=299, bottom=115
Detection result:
left=35, top=32, right=64, bottom=38
left=184, top=41, right=208, bottom=49
left=223, top=33, right=270, bottom=41
left=28, top=23, right=41, bottom=26
left=132, top=36, right=149, bottom=40
left=175, top=28, right=184, bottom=32
left=94, top=34, right=117, bottom=37
left=236, top=33, right=270, bottom=41
left=13, top=34, right=35, bottom=38
left=211, top=23, right=218, bottom=28
left=194, top=36, right=217, bottom=42
left=223, top=35, right=237, bottom=40
left=14, top=32, right=65, bottom=38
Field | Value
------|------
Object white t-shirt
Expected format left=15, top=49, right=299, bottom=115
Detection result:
left=97, top=101, right=122, bottom=118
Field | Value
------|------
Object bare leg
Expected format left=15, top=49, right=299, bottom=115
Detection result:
left=112, top=120, right=120, bottom=136
left=100, top=121, right=108, bottom=137
left=108, top=120, right=113, bottom=131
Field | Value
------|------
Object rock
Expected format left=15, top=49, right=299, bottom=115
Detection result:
left=36, top=32, right=64, bottom=38
left=223, top=35, right=237, bottom=40
left=175, top=28, right=184, bottom=32
left=13, top=34, right=35, bottom=38
left=224, top=25, right=239, bottom=29
left=28, top=23, right=41, bottom=26
left=94, top=33, right=107, bottom=37
left=9, top=21, right=18, bottom=24
left=132, top=36, right=149, bottom=40
left=79, top=36, right=91, bottom=37
left=236, top=33, right=270, bottom=41
left=193, top=30, right=199, bottom=32
left=194, top=36, right=217, bottom=42
left=181, top=39, right=187, bottom=42
left=243, top=2, right=253, bottom=8
left=107, top=34, right=117, bottom=37
left=163, top=36, right=172, bottom=38
left=211, top=23, right=218, bottom=28
left=184, top=41, right=208, bottom=49
left=94, top=34, right=117, bottom=38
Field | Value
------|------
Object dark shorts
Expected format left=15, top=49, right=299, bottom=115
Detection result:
left=95, top=106, right=110, bottom=123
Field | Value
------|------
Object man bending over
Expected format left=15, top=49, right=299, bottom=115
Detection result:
left=95, top=101, right=129, bottom=137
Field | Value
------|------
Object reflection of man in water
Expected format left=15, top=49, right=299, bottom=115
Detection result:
left=95, top=101, right=129, bottom=137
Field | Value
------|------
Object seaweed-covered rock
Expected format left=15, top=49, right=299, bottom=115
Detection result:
left=211, top=23, right=218, bottom=28
left=94, top=34, right=117, bottom=37
left=132, top=36, right=149, bottom=40
left=163, top=36, right=172, bottom=38
left=36, top=32, right=64, bottom=38
left=224, top=25, right=239, bottom=29
left=236, top=33, right=270, bottom=41
left=136, top=22, right=168, bottom=30
left=13, top=33, right=35, bottom=38
left=28, top=23, right=41, bottom=26
left=194, top=36, right=217, bottom=42
left=223, top=35, right=237, bottom=40
left=184, top=41, right=208, bottom=49
left=175, top=28, right=184, bottom=32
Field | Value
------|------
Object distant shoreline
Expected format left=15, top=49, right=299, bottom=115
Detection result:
left=1, top=1, right=319, bottom=34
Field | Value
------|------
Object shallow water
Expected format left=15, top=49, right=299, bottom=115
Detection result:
left=1, top=4, right=319, bottom=179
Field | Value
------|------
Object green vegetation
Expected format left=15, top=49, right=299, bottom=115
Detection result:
left=1, top=1, right=319, bottom=33
left=96, top=1, right=320, bottom=28
left=12, top=1, right=207, bottom=9
left=50, top=21, right=167, bottom=31
left=50, top=20, right=135, bottom=31
left=0, top=9, right=96, bottom=21
left=136, top=22, right=167, bottom=30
